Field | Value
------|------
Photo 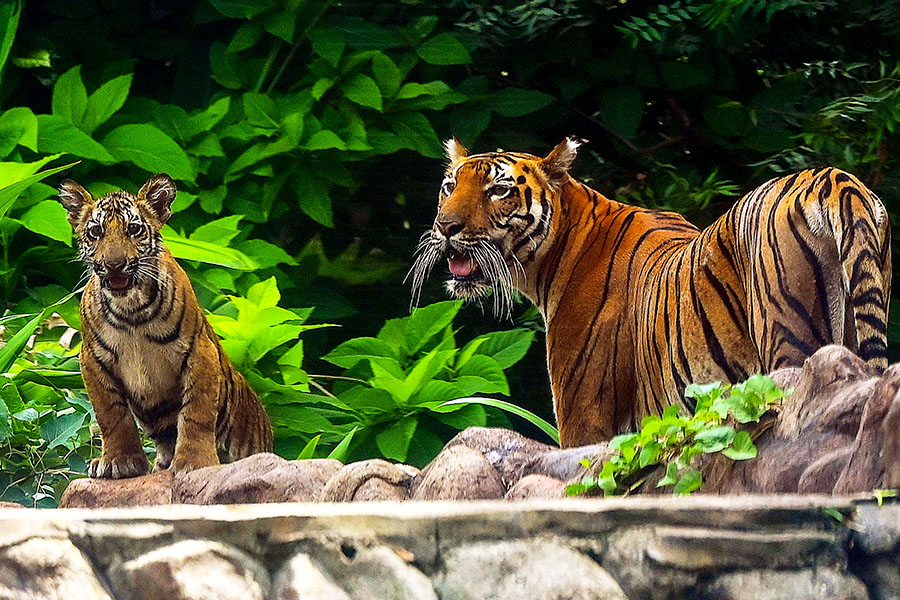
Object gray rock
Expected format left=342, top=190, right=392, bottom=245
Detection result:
left=106, top=539, right=269, bottom=600
left=851, top=505, right=900, bottom=555
left=703, top=568, right=870, bottom=600
left=0, top=537, right=113, bottom=600
left=443, top=427, right=554, bottom=486
left=600, top=526, right=698, bottom=600
left=505, top=474, right=566, bottom=500
left=313, top=543, right=438, bottom=600
left=411, top=445, right=505, bottom=500
left=319, top=459, right=416, bottom=502
left=272, top=552, right=351, bottom=600
left=434, top=539, right=628, bottom=600
left=175, top=454, right=342, bottom=504
left=59, top=470, right=173, bottom=508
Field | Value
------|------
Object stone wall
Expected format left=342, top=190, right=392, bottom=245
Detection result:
left=1, top=496, right=899, bottom=599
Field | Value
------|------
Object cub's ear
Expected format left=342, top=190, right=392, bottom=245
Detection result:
left=138, top=173, right=177, bottom=224
left=58, top=180, right=93, bottom=227
left=444, top=137, right=468, bottom=167
left=541, top=137, right=583, bottom=187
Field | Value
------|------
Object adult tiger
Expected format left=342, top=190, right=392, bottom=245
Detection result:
left=58, top=174, right=273, bottom=478
left=410, top=138, right=891, bottom=447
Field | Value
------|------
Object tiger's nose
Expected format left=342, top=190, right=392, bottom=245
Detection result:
left=105, top=259, right=127, bottom=274
left=436, top=218, right=464, bottom=238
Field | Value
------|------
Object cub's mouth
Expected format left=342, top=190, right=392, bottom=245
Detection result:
left=447, top=249, right=482, bottom=280
left=102, top=273, right=134, bottom=292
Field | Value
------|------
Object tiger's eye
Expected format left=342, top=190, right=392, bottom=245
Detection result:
left=127, top=222, right=143, bottom=236
left=441, top=180, right=456, bottom=196
left=86, top=224, right=103, bottom=240
left=489, top=185, right=512, bottom=199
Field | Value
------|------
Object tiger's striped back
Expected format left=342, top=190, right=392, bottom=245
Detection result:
left=413, top=139, right=891, bottom=447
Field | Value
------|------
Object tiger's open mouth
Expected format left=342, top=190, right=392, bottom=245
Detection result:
left=102, top=273, right=134, bottom=292
left=447, top=249, right=482, bottom=280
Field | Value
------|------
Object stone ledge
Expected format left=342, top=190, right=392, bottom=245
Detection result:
left=0, top=495, right=891, bottom=600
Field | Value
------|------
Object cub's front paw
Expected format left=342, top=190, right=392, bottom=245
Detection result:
left=88, top=453, right=150, bottom=479
left=170, top=452, right=219, bottom=472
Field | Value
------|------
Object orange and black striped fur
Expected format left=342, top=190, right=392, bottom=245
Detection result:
left=410, top=138, right=891, bottom=447
left=59, top=175, right=273, bottom=478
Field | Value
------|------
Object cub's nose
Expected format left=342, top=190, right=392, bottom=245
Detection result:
left=105, top=259, right=127, bottom=274
left=436, top=218, right=464, bottom=238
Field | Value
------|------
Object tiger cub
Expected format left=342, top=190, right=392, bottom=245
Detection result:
left=59, top=174, right=273, bottom=478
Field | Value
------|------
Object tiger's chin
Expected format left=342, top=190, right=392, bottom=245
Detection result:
left=445, top=276, right=492, bottom=300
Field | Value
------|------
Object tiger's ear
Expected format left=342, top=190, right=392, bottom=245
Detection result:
left=541, top=137, right=582, bottom=187
left=138, top=173, right=177, bottom=224
left=58, top=180, right=94, bottom=227
left=444, top=137, right=468, bottom=166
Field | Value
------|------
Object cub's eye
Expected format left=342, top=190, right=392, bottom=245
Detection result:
left=441, top=180, right=456, bottom=196
left=489, top=185, right=512, bottom=199
left=86, top=224, right=103, bottom=240
left=127, top=222, right=143, bottom=237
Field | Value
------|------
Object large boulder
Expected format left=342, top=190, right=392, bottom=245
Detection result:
left=60, top=470, right=173, bottom=508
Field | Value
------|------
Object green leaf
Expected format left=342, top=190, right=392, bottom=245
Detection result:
left=375, top=416, right=418, bottom=462
left=396, top=81, right=452, bottom=100
left=40, top=412, right=86, bottom=449
left=416, top=34, right=471, bottom=65
left=162, top=229, right=259, bottom=270
left=102, top=124, right=195, bottom=183
left=296, top=434, right=320, bottom=459
left=208, top=0, right=268, bottom=18
left=0, top=291, right=79, bottom=374
left=486, top=88, right=555, bottom=117
left=19, top=200, right=71, bottom=245
left=189, top=214, right=243, bottom=245
left=246, top=276, right=281, bottom=308
left=390, top=111, right=442, bottom=157
left=82, top=73, right=132, bottom=134
left=327, top=426, right=358, bottom=462
left=52, top=66, right=88, bottom=126
left=440, top=397, right=560, bottom=444
left=433, top=403, right=486, bottom=429
left=323, top=337, right=398, bottom=369
left=0, top=385, right=12, bottom=442
left=469, top=329, right=535, bottom=369
left=372, top=53, right=401, bottom=97
left=243, top=92, right=280, bottom=129
left=37, top=115, right=115, bottom=162
left=0, top=107, right=38, bottom=158
left=340, top=73, right=383, bottom=111
left=673, top=469, right=703, bottom=494
left=0, top=0, right=21, bottom=88
left=657, top=461, right=679, bottom=487
left=457, top=355, right=509, bottom=395
left=309, top=27, right=345, bottom=67
left=295, top=166, right=333, bottom=227
left=403, top=300, right=461, bottom=353
left=722, top=430, right=757, bottom=460
left=0, top=158, right=77, bottom=222
left=596, top=86, right=644, bottom=140
left=692, top=425, right=735, bottom=453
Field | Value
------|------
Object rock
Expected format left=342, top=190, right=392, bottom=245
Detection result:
left=175, top=454, right=342, bottom=504
left=853, top=556, right=900, bottom=600
left=0, top=502, right=24, bottom=509
left=601, top=527, right=698, bottom=600
left=272, top=552, right=351, bottom=600
left=442, top=427, right=554, bottom=486
left=434, top=539, right=627, bottom=600
left=849, top=505, right=900, bottom=555
left=313, top=543, right=438, bottom=600
left=702, top=568, right=869, bottom=600
left=107, top=539, right=269, bottom=600
left=834, top=364, right=900, bottom=493
left=797, top=447, right=852, bottom=494
left=319, top=459, right=417, bottom=502
left=769, top=366, right=804, bottom=392
left=0, top=537, right=113, bottom=600
left=411, top=445, right=505, bottom=500
left=59, top=470, right=173, bottom=508
left=505, top=474, right=566, bottom=500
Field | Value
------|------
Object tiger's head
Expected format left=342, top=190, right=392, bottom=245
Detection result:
left=409, top=137, right=581, bottom=316
left=58, top=174, right=177, bottom=296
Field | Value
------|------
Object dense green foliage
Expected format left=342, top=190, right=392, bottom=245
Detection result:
left=567, top=375, right=786, bottom=496
left=0, top=0, right=898, bottom=505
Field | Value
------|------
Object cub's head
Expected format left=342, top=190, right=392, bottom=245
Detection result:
left=409, top=137, right=581, bottom=316
left=58, top=174, right=176, bottom=294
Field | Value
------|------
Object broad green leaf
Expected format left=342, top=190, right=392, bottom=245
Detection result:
left=338, top=386, right=396, bottom=413
left=656, top=461, right=679, bottom=487
left=189, top=97, right=231, bottom=133
left=323, top=337, right=398, bottom=369
left=375, top=415, right=417, bottom=461
left=457, top=355, right=509, bottom=395
left=237, top=239, right=298, bottom=268
left=440, top=397, right=559, bottom=444
left=297, top=434, right=320, bottom=459
left=0, top=107, right=38, bottom=158
left=390, top=111, right=442, bottom=157
left=396, top=81, right=452, bottom=100
left=0, top=158, right=76, bottom=222
left=0, top=0, right=21, bottom=88
left=37, top=115, right=115, bottom=162
left=19, top=200, right=71, bottom=245
left=52, top=66, right=88, bottom=126
left=486, top=88, right=554, bottom=117
left=673, top=469, right=703, bottom=494
left=403, top=300, right=461, bottom=353
left=189, top=214, right=243, bottom=245
left=0, top=384, right=11, bottom=441
left=722, top=430, right=758, bottom=460
left=304, top=130, right=345, bottom=151
left=340, top=73, right=383, bottom=111
left=243, top=92, right=280, bottom=129
left=309, top=27, right=345, bottom=67
left=208, top=0, right=268, bottom=18
left=295, top=166, right=333, bottom=227
left=327, top=17, right=402, bottom=51
left=247, top=276, right=281, bottom=308
left=82, top=73, right=132, bottom=134
left=403, top=348, right=457, bottom=400
left=264, top=10, right=296, bottom=42
left=0, top=290, right=80, bottom=373
left=692, top=425, right=735, bottom=453
left=597, top=86, right=644, bottom=140
left=470, top=329, right=535, bottom=368
left=40, top=412, right=86, bottom=449
left=163, top=229, right=259, bottom=270
left=227, top=21, right=263, bottom=54
left=327, top=426, right=358, bottom=461
left=102, top=124, right=195, bottom=182
left=372, top=53, right=401, bottom=97
left=433, top=404, right=486, bottom=429
left=416, top=34, right=471, bottom=65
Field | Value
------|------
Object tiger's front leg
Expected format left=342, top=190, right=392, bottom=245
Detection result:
left=170, top=338, right=222, bottom=471
left=82, top=353, right=150, bottom=479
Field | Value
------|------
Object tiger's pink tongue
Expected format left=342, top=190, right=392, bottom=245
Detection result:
left=448, top=254, right=476, bottom=277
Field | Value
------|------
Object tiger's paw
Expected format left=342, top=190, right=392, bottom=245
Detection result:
left=88, top=453, right=151, bottom=479
left=170, top=452, right=219, bottom=472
